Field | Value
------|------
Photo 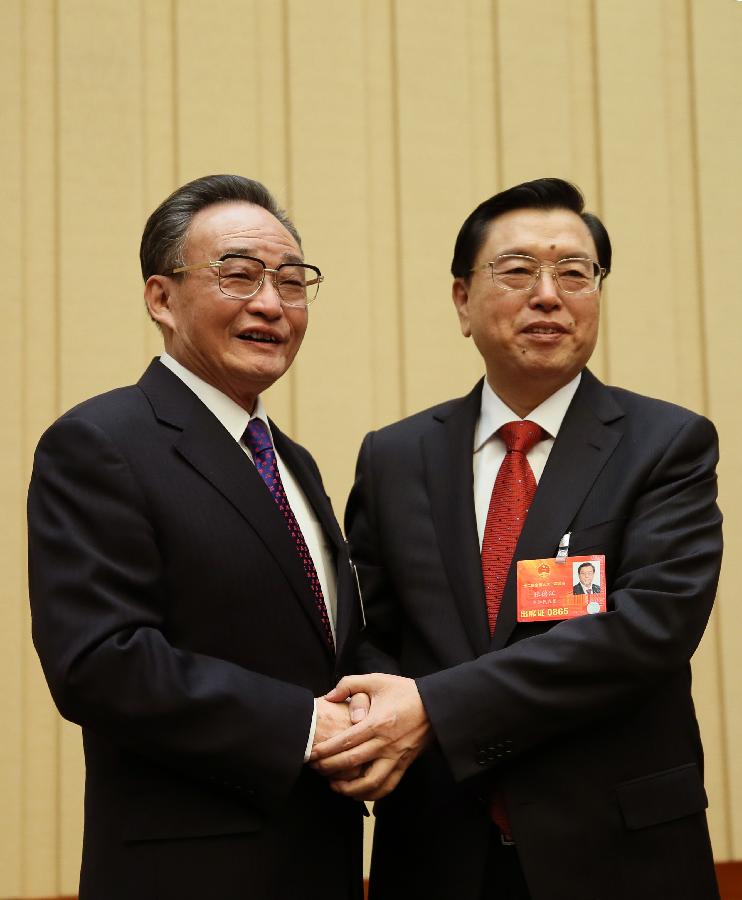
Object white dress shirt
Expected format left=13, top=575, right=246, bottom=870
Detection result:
left=159, top=353, right=335, bottom=754
left=473, top=374, right=582, bottom=547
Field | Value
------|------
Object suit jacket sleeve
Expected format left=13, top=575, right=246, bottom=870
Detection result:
left=28, top=413, right=314, bottom=812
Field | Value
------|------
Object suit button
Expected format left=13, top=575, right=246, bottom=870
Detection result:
left=486, top=747, right=498, bottom=762
left=476, top=750, right=489, bottom=766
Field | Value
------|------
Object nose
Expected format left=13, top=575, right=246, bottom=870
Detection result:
left=247, top=273, right=284, bottom=317
left=529, top=265, right=562, bottom=309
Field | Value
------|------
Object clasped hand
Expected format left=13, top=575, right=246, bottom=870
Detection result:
left=310, top=673, right=431, bottom=801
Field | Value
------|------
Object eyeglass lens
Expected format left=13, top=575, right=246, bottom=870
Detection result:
left=219, top=256, right=321, bottom=305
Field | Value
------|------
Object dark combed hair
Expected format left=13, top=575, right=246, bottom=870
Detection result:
left=140, top=174, right=301, bottom=281
left=450, top=177, right=612, bottom=280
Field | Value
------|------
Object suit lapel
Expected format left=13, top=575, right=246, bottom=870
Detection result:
left=491, top=370, right=625, bottom=649
left=138, top=361, right=335, bottom=657
left=422, top=382, right=491, bottom=657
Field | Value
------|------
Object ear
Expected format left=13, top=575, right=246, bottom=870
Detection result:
left=452, top=278, right=472, bottom=338
left=144, top=275, right=176, bottom=333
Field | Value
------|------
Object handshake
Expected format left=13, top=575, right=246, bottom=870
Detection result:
left=309, top=673, right=432, bottom=801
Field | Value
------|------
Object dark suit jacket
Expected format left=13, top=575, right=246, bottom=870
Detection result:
left=573, top=582, right=601, bottom=595
left=346, top=369, right=721, bottom=900
left=28, top=360, right=364, bottom=900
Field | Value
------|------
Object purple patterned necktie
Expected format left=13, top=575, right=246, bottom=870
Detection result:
left=243, top=418, right=334, bottom=649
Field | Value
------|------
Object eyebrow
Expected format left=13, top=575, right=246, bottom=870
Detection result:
left=217, top=248, right=305, bottom=264
left=496, top=247, right=592, bottom=260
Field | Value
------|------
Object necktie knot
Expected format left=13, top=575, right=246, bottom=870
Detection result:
left=499, top=420, right=543, bottom=455
left=243, top=418, right=273, bottom=456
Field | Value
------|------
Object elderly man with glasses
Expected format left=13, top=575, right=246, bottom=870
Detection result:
left=28, top=175, right=365, bottom=900
left=311, top=178, right=722, bottom=900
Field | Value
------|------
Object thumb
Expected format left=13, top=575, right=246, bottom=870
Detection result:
left=324, top=674, right=372, bottom=703
left=349, top=691, right=370, bottom=723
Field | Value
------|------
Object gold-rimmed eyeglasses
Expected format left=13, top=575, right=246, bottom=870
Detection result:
left=471, top=254, right=605, bottom=295
left=170, top=254, right=324, bottom=308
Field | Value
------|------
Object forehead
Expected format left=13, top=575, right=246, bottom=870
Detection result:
left=479, top=207, right=598, bottom=261
left=184, top=200, right=301, bottom=259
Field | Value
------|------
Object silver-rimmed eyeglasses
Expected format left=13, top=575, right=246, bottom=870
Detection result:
left=471, top=254, right=605, bottom=295
left=171, top=254, right=324, bottom=308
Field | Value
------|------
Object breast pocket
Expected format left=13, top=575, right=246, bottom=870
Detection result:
left=568, top=518, right=625, bottom=556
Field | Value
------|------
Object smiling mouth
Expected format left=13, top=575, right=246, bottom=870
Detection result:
left=522, top=325, right=567, bottom=335
left=237, top=331, right=279, bottom=344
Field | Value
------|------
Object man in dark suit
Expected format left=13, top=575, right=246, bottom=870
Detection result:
left=28, top=175, right=364, bottom=900
left=573, top=561, right=601, bottom=595
left=311, top=179, right=722, bottom=899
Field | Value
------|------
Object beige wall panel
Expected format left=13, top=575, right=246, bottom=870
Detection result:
left=394, top=0, right=499, bottom=416
left=21, top=3, right=64, bottom=894
left=464, top=0, right=500, bottom=204
left=142, top=0, right=178, bottom=363
left=691, top=0, right=742, bottom=860
left=0, top=5, right=25, bottom=894
left=497, top=0, right=597, bottom=188
left=359, top=0, right=403, bottom=432
left=284, top=0, right=398, bottom=506
left=176, top=0, right=294, bottom=425
left=496, top=0, right=610, bottom=379
left=595, top=1, right=704, bottom=409
left=57, top=2, right=148, bottom=411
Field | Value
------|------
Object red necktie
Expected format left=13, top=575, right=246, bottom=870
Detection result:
left=481, top=420, right=543, bottom=842
left=243, top=418, right=334, bottom=650
left=481, top=420, right=544, bottom=635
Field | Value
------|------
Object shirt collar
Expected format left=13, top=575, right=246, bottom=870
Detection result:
left=159, top=352, right=272, bottom=442
left=474, top=372, right=582, bottom=452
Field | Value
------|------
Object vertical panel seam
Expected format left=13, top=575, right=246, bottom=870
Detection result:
left=588, top=0, right=610, bottom=385
left=361, top=2, right=376, bottom=422
left=19, top=2, right=29, bottom=893
left=139, top=0, right=149, bottom=364
left=280, top=0, right=297, bottom=436
left=491, top=0, right=503, bottom=188
left=170, top=0, right=180, bottom=182
left=389, top=0, right=406, bottom=416
left=52, top=2, right=62, bottom=886
left=685, top=0, right=732, bottom=859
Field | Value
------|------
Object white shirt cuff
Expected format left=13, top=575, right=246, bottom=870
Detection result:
left=304, top=699, right=318, bottom=761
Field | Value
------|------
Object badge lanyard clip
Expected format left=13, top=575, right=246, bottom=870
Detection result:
left=555, top=532, right=571, bottom=564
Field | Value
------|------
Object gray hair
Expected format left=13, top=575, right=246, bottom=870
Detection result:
left=139, top=174, right=301, bottom=281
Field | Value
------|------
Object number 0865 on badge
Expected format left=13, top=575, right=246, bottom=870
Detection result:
left=516, top=555, right=607, bottom=622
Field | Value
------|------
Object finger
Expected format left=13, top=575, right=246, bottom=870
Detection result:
left=349, top=691, right=370, bottom=723
left=309, top=718, right=376, bottom=761
left=311, top=737, right=385, bottom=774
left=331, top=757, right=403, bottom=801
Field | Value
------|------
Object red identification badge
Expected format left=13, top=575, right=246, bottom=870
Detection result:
left=516, top=555, right=607, bottom=622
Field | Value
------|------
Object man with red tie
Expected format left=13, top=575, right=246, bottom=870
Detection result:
left=311, top=179, right=722, bottom=899
left=28, top=175, right=364, bottom=900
